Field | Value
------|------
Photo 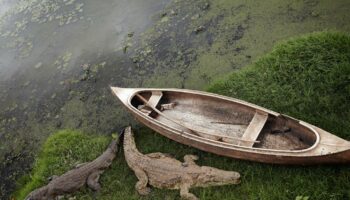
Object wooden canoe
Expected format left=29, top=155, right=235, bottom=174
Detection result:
left=111, top=87, right=350, bottom=165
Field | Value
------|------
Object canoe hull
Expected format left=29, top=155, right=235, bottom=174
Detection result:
left=131, top=109, right=350, bottom=165
left=111, top=87, right=350, bottom=165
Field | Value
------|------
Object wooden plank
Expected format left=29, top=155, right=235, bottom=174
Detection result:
left=147, top=91, right=163, bottom=108
left=137, top=91, right=163, bottom=116
left=239, top=112, right=268, bottom=147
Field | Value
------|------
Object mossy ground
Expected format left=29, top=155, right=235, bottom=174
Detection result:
left=15, top=32, right=350, bottom=200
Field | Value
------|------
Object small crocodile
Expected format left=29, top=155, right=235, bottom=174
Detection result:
left=25, top=136, right=120, bottom=200
left=123, top=126, right=241, bottom=200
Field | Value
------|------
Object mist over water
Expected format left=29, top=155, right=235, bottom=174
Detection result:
left=0, top=0, right=16, bottom=16
left=0, top=0, right=170, bottom=80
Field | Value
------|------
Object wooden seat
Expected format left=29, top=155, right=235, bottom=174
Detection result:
left=239, top=111, right=268, bottom=147
left=148, top=91, right=163, bottom=107
left=138, top=91, right=163, bottom=115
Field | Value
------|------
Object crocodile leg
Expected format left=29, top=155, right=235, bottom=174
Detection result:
left=133, top=167, right=151, bottom=195
left=87, top=170, right=104, bottom=200
left=180, top=183, right=198, bottom=200
left=87, top=170, right=103, bottom=191
left=183, top=155, right=199, bottom=166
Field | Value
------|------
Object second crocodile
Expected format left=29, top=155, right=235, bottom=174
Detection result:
left=123, top=126, right=241, bottom=200
left=25, top=136, right=120, bottom=200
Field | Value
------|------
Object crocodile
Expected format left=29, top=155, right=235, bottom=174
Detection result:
left=25, top=136, right=120, bottom=200
left=123, top=126, right=241, bottom=200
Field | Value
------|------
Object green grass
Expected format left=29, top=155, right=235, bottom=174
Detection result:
left=208, top=31, right=350, bottom=139
left=14, top=32, right=350, bottom=200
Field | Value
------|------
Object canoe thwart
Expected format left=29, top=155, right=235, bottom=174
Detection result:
left=136, top=92, right=163, bottom=115
left=147, top=91, right=163, bottom=108
left=239, top=111, right=268, bottom=147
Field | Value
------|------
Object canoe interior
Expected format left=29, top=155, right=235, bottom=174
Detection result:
left=131, top=91, right=317, bottom=151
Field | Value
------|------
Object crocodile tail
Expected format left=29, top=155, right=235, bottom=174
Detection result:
left=123, top=126, right=142, bottom=155
left=108, top=127, right=126, bottom=153
left=108, top=139, right=119, bottom=153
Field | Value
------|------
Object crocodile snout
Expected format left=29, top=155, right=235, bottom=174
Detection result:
left=197, top=166, right=241, bottom=187
left=217, top=171, right=240, bottom=184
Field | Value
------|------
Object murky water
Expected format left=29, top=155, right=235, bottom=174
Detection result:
left=0, top=0, right=15, bottom=16
left=0, top=0, right=169, bottom=79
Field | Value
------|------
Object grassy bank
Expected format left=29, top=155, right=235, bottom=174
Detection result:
left=208, top=31, right=350, bottom=139
left=14, top=32, right=350, bottom=200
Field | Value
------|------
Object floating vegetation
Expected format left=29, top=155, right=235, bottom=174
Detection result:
left=91, top=61, right=106, bottom=73
left=4, top=36, right=33, bottom=58
left=18, top=41, right=33, bottom=58
left=22, top=81, right=31, bottom=87
left=122, top=33, right=134, bottom=54
left=13, top=19, right=29, bottom=37
left=7, top=103, right=18, bottom=112
left=194, top=25, right=205, bottom=34
left=34, top=62, right=42, bottom=69
left=53, top=51, right=73, bottom=71
left=0, top=0, right=85, bottom=58
left=79, top=61, right=106, bottom=81
left=160, top=16, right=169, bottom=23
left=62, top=51, right=72, bottom=63
left=127, top=32, right=134, bottom=37
left=75, top=3, right=84, bottom=13
left=0, top=0, right=85, bottom=25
